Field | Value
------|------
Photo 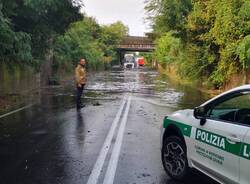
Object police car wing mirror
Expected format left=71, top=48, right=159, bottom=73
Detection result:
left=194, top=106, right=207, bottom=126
left=194, top=106, right=205, bottom=119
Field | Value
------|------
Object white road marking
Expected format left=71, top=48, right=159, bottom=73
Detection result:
left=0, top=104, right=33, bottom=119
left=132, top=96, right=176, bottom=108
left=86, top=95, right=127, bottom=184
left=103, top=95, right=132, bottom=184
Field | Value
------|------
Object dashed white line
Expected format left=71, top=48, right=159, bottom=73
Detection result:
left=0, top=104, right=33, bottom=119
left=86, top=95, right=127, bottom=184
left=103, top=95, right=131, bottom=184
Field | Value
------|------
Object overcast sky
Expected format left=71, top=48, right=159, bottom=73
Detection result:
left=83, top=0, right=149, bottom=36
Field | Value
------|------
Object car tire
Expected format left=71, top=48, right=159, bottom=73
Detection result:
left=162, top=136, right=189, bottom=181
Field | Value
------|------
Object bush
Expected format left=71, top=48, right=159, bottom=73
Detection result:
left=155, top=32, right=182, bottom=68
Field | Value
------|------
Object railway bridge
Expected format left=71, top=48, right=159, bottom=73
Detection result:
left=116, top=36, right=155, bottom=64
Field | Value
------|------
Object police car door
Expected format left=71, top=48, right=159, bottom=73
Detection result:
left=240, top=130, right=250, bottom=184
left=190, top=91, right=250, bottom=184
left=238, top=92, right=250, bottom=184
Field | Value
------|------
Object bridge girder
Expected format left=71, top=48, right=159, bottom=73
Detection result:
left=117, top=36, right=155, bottom=52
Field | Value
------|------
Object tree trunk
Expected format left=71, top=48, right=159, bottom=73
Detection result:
left=245, top=68, right=250, bottom=84
left=41, top=38, right=54, bottom=86
left=243, top=69, right=247, bottom=84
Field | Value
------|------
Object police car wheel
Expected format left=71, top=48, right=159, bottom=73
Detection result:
left=162, top=136, right=189, bottom=180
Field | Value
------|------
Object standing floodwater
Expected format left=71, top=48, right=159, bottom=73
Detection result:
left=86, top=68, right=209, bottom=109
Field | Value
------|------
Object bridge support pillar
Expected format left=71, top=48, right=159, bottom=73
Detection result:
left=118, top=50, right=125, bottom=66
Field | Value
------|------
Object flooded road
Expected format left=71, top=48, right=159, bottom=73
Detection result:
left=0, top=68, right=217, bottom=184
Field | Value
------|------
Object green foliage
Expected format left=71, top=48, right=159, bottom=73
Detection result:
left=178, top=44, right=216, bottom=79
left=154, top=32, right=182, bottom=67
left=101, top=21, right=129, bottom=45
left=0, top=0, right=82, bottom=67
left=141, top=52, right=154, bottom=66
left=55, top=17, right=101, bottom=70
left=146, top=0, right=250, bottom=88
left=145, top=0, right=192, bottom=38
left=0, top=3, right=32, bottom=64
left=237, top=35, right=250, bottom=70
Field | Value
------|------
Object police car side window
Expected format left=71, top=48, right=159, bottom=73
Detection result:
left=208, top=93, right=250, bottom=124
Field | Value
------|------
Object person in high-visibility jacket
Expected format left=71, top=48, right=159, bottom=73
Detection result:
left=75, top=58, right=87, bottom=109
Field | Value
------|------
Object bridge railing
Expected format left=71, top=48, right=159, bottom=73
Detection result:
left=117, top=44, right=155, bottom=49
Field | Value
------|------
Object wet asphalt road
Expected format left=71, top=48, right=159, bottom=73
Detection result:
left=0, top=68, right=218, bottom=184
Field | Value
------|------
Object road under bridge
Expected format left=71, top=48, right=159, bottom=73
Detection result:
left=116, top=36, right=155, bottom=64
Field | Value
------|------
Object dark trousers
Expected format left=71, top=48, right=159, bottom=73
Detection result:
left=76, top=85, right=84, bottom=108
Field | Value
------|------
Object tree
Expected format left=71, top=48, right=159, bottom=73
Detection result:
left=145, top=0, right=192, bottom=39
left=55, top=17, right=103, bottom=70
left=154, top=32, right=182, bottom=67
left=237, top=35, right=250, bottom=83
left=55, top=18, right=129, bottom=70
left=0, top=2, right=32, bottom=64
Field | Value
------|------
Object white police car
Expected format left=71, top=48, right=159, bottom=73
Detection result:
left=161, top=85, right=250, bottom=184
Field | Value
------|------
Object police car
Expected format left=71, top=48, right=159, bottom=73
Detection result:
left=161, top=85, right=250, bottom=184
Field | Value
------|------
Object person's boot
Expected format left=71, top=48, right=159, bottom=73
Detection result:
left=80, top=104, right=86, bottom=108
left=77, top=104, right=85, bottom=109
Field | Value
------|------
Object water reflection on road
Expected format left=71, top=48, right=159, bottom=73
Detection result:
left=87, top=68, right=209, bottom=108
